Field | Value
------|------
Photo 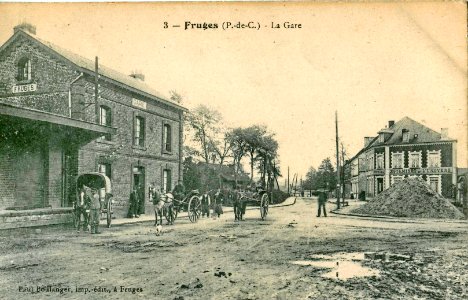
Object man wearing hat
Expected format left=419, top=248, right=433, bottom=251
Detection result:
left=89, top=188, right=102, bottom=234
left=317, top=189, right=328, bottom=217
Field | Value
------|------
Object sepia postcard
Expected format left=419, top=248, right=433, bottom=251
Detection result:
left=0, top=1, right=467, bottom=299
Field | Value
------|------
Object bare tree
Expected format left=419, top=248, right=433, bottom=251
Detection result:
left=185, top=104, right=222, bottom=163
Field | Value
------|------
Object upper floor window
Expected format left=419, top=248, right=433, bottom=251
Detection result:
left=409, top=151, right=421, bottom=168
left=99, top=105, right=112, bottom=141
left=376, top=154, right=384, bottom=169
left=378, top=133, right=385, bottom=143
left=367, top=155, right=374, bottom=170
left=134, top=116, right=145, bottom=147
left=427, top=150, right=441, bottom=168
left=17, top=57, right=31, bottom=81
left=391, top=152, right=404, bottom=169
left=163, top=123, right=172, bottom=152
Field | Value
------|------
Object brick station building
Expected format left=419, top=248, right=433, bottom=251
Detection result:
left=0, top=25, right=186, bottom=226
left=344, top=117, right=458, bottom=200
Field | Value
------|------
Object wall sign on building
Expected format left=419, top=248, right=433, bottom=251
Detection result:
left=12, top=83, right=37, bottom=93
left=392, top=167, right=453, bottom=175
left=132, top=98, right=147, bottom=110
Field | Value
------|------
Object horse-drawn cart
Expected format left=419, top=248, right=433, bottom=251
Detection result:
left=234, top=187, right=270, bottom=221
left=161, top=190, right=202, bottom=224
left=72, top=173, right=113, bottom=229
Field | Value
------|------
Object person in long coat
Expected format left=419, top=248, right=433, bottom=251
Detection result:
left=317, top=190, right=328, bottom=217
left=128, top=186, right=139, bottom=218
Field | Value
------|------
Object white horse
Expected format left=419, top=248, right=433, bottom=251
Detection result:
left=152, top=189, right=174, bottom=226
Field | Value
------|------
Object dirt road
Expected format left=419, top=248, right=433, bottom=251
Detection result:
left=0, top=198, right=467, bottom=299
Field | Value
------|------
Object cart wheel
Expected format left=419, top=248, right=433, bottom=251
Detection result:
left=260, top=193, right=269, bottom=220
left=188, top=196, right=201, bottom=223
left=106, top=198, right=112, bottom=228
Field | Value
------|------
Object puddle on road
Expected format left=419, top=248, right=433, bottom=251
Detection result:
left=291, top=252, right=379, bottom=280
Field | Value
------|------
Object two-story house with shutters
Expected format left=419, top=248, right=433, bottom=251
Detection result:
left=0, top=24, right=186, bottom=227
left=344, top=117, right=458, bottom=200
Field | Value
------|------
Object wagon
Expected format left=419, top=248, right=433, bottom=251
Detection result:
left=164, top=190, right=202, bottom=224
left=233, top=187, right=270, bottom=221
left=73, top=173, right=114, bottom=228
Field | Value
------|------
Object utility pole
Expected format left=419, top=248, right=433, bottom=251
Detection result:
left=287, top=166, right=290, bottom=195
left=94, top=56, right=99, bottom=123
left=335, top=111, right=341, bottom=209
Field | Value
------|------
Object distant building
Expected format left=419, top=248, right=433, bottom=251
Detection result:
left=0, top=24, right=186, bottom=223
left=196, top=162, right=251, bottom=191
left=344, top=117, right=458, bottom=199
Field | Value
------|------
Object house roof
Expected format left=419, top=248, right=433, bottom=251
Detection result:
left=374, top=116, right=452, bottom=146
left=0, top=29, right=187, bottom=112
left=197, top=162, right=251, bottom=183
left=345, top=116, right=455, bottom=166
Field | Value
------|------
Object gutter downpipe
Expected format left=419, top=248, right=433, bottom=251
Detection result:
left=68, top=72, right=84, bottom=118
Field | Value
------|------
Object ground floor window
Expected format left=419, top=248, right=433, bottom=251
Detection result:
left=427, top=175, right=441, bottom=194
left=375, top=177, right=384, bottom=194
left=163, top=169, right=172, bottom=193
left=367, top=178, right=374, bottom=196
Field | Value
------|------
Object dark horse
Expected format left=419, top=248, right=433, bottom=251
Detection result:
left=232, top=190, right=247, bottom=221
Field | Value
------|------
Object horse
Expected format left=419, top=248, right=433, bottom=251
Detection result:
left=150, top=187, right=174, bottom=226
left=200, top=192, right=211, bottom=218
left=232, top=190, right=247, bottom=221
left=162, top=192, right=176, bottom=225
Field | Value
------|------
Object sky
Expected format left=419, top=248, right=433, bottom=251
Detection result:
left=0, top=2, right=466, bottom=179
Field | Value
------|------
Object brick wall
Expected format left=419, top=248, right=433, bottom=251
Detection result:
left=0, top=145, right=15, bottom=208
left=0, top=32, right=184, bottom=218
left=0, top=34, right=81, bottom=116
left=47, top=141, right=63, bottom=208
left=76, top=75, right=183, bottom=218
left=78, top=147, right=180, bottom=218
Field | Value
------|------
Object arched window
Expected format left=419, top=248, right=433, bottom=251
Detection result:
left=17, top=57, right=31, bottom=81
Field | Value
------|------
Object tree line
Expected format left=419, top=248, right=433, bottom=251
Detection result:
left=183, top=104, right=281, bottom=191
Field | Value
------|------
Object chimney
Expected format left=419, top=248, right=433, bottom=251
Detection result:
left=441, top=128, right=449, bottom=140
left=14, top=23, right=36, bottom=35
left=129, top=72, right=145, bottom=81
left=364, top=137, right=373, bottom=147
left=388, top=120, right=395, bottom=128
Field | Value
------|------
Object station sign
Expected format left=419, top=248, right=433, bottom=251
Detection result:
left=12, top=83, right=37, bottom=93
left=132, top=98, right=147, bottom=110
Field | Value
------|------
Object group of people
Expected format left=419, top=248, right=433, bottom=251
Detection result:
left=75, top=186, right=103, bottom=234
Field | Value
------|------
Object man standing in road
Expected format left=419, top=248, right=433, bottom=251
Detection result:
left=317, top=189, right=328, bottom=217
left=90, top=189, right=102, bottom=234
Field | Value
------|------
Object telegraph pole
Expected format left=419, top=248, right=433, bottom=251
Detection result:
left=335, top=111, right=341, bottom=209
left=287, top=166, right=290, bottom=195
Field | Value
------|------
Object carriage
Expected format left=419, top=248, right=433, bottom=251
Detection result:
left=233, top=187, right=270, bottom=221
left=72, top=173, right=114, bottom=229
left=162, top=190, right=202, bottom=224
